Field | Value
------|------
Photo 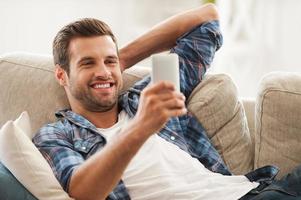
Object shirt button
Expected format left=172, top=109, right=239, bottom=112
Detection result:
left=81, top=146, right=86, bottom=150
left=170, top=136, right=175, bottom=140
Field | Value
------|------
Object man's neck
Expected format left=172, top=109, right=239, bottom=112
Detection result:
left=72, top=105, right=119, bottom=129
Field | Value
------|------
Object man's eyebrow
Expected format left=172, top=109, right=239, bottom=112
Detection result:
left=77, top=55, right=118, bottom=65
left=107, top=55, right=118, bottom=59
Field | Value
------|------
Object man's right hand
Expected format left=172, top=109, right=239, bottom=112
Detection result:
left=133, top=81, right=187, bottom=137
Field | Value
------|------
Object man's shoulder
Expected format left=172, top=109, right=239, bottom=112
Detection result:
left=39, top=119, right=69, bottom=132
left=33, top=119, right=72, bottom=143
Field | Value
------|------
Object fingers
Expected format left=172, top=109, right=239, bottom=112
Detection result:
left=165, top=107, right=187, bottom=117
left=139, top=81, right=187, bottom=121
left=161, top=98, right=187, bottom=117
left=143, top=81, right=185, bottom=101
left=134, top=81, right=187, bottom=135
left=155, top=90, right=185, bottom=101
left=146, top=81, right=176, bottom=94
left=162, top=98, right=185, bottom=109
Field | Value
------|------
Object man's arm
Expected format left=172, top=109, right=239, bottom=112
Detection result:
left=68, top=82, right=186, bottom=200
left=119, top=3, right=218, bottom=70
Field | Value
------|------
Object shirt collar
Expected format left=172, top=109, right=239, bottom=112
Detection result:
left=55, top=109, right=100, bottom=134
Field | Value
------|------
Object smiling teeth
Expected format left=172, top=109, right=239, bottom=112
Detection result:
left=94, top=83, right=110, bottom=88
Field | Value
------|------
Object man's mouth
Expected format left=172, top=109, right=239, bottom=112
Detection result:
left=93, top=83, right=111, bottom=89
left=91, top=82, right=114, bottom=89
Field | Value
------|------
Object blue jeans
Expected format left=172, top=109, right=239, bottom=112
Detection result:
left=240, top=165, right=301, bottom=199
left=0, top=162, right=37, bottom=200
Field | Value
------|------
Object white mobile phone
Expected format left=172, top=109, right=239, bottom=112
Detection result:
left=151, top=53, right=180, bottom=91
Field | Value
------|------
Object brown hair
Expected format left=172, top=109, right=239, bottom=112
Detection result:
left=53, top=18, right=117, bottom=74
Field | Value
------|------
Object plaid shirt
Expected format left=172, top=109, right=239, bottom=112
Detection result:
left=33, top=21, right=278, bottom=200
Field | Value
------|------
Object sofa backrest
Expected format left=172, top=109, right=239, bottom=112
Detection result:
left=0, top=52, right=150, bottom=133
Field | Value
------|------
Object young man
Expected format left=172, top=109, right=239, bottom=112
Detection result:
left=33, top=4, right=301, bottom=200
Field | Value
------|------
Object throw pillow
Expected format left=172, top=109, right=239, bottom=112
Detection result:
left=0, top=111, right=73, bottom=200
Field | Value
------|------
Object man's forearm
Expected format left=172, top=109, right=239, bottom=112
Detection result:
left=119, top=3, right=219, bottom=70
left=69, top=120, right=150, bottom=200
left=68, top=80, right=186, bottom=200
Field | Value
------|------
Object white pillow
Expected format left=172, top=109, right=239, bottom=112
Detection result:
left=0, top=111, right=73, bottom=200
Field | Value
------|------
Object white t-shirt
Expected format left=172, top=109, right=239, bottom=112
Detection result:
left=98, top=111, right=259, bottom=200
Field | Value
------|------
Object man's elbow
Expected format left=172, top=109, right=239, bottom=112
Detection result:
left=69, top=186, right=86, bottom=200
left=69, top=190, right=105, bottom=200
left=69, top=177, right=106, bottom=200
left=204, top=3, right=219, bottom=21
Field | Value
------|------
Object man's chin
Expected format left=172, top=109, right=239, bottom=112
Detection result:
left=86, top=100, right=117, bottom=112
left=95, top=105, right=116, bottom=112
left=81, top=91, right=119, bottom=112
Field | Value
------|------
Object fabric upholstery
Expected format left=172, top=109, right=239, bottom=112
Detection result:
left=0, top=53, right=68, bottom=134
left=188, top=74, right=253, bottom=175
left=242, top=98, right=256, bottom=156
left=255, top=72, right=301, bottom=178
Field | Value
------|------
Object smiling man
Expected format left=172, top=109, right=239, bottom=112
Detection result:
left=33, top=3, right=301, bottom=200
left=66, top=36, right=121, bottom=113
left=55, top=34, right=123, bottom=128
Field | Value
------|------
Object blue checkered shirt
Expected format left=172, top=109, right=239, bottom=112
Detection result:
left=33, top=21, right=278, bottom=200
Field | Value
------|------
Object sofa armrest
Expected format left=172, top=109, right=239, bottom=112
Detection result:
left=255, top=72, right=301, bottom=178
left=187, top=74, right=253, bottom=175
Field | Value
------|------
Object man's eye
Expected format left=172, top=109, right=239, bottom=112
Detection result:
left=82, top=62, right=94, bottom=66
left=106, top=60, right=117, bottom=65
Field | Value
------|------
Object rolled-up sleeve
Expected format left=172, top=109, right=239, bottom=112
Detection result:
left=170, top=20, right=223, bottom=98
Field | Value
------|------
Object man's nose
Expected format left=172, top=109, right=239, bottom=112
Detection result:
left=94, top=63, right=111, bottom=78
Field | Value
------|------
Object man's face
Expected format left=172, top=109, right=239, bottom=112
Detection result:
left=64, top=35, right=123, bottom=112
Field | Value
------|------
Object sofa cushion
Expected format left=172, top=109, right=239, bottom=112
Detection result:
left=0, top=52, right=150, bottom=134
left=255, top=72, right=301, bottom=178
left=187, top=74, right=253, bottom=175
left=0, top=112, right=73, bottom=199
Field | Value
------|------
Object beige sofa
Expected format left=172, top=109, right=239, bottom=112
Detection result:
left=0, top=52, right=301, bottom=198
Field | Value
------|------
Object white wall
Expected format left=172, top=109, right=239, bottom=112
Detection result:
left=2, top=0, right=301, bottom=97
left=214, top=0, right=301, bottom=97
left=0, top=0, right=201, bottom=55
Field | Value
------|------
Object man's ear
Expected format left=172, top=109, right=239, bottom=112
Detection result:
left=55, top=65, right=68, bottom=86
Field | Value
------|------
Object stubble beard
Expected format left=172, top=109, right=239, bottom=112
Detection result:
left=70, top=83, right=120, bottom=113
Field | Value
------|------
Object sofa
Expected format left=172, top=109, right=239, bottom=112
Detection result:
left=0, top=52, right=300, bottom=199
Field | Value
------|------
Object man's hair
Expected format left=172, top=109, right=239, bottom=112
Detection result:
left=53, top=18, right=117, bottom=74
